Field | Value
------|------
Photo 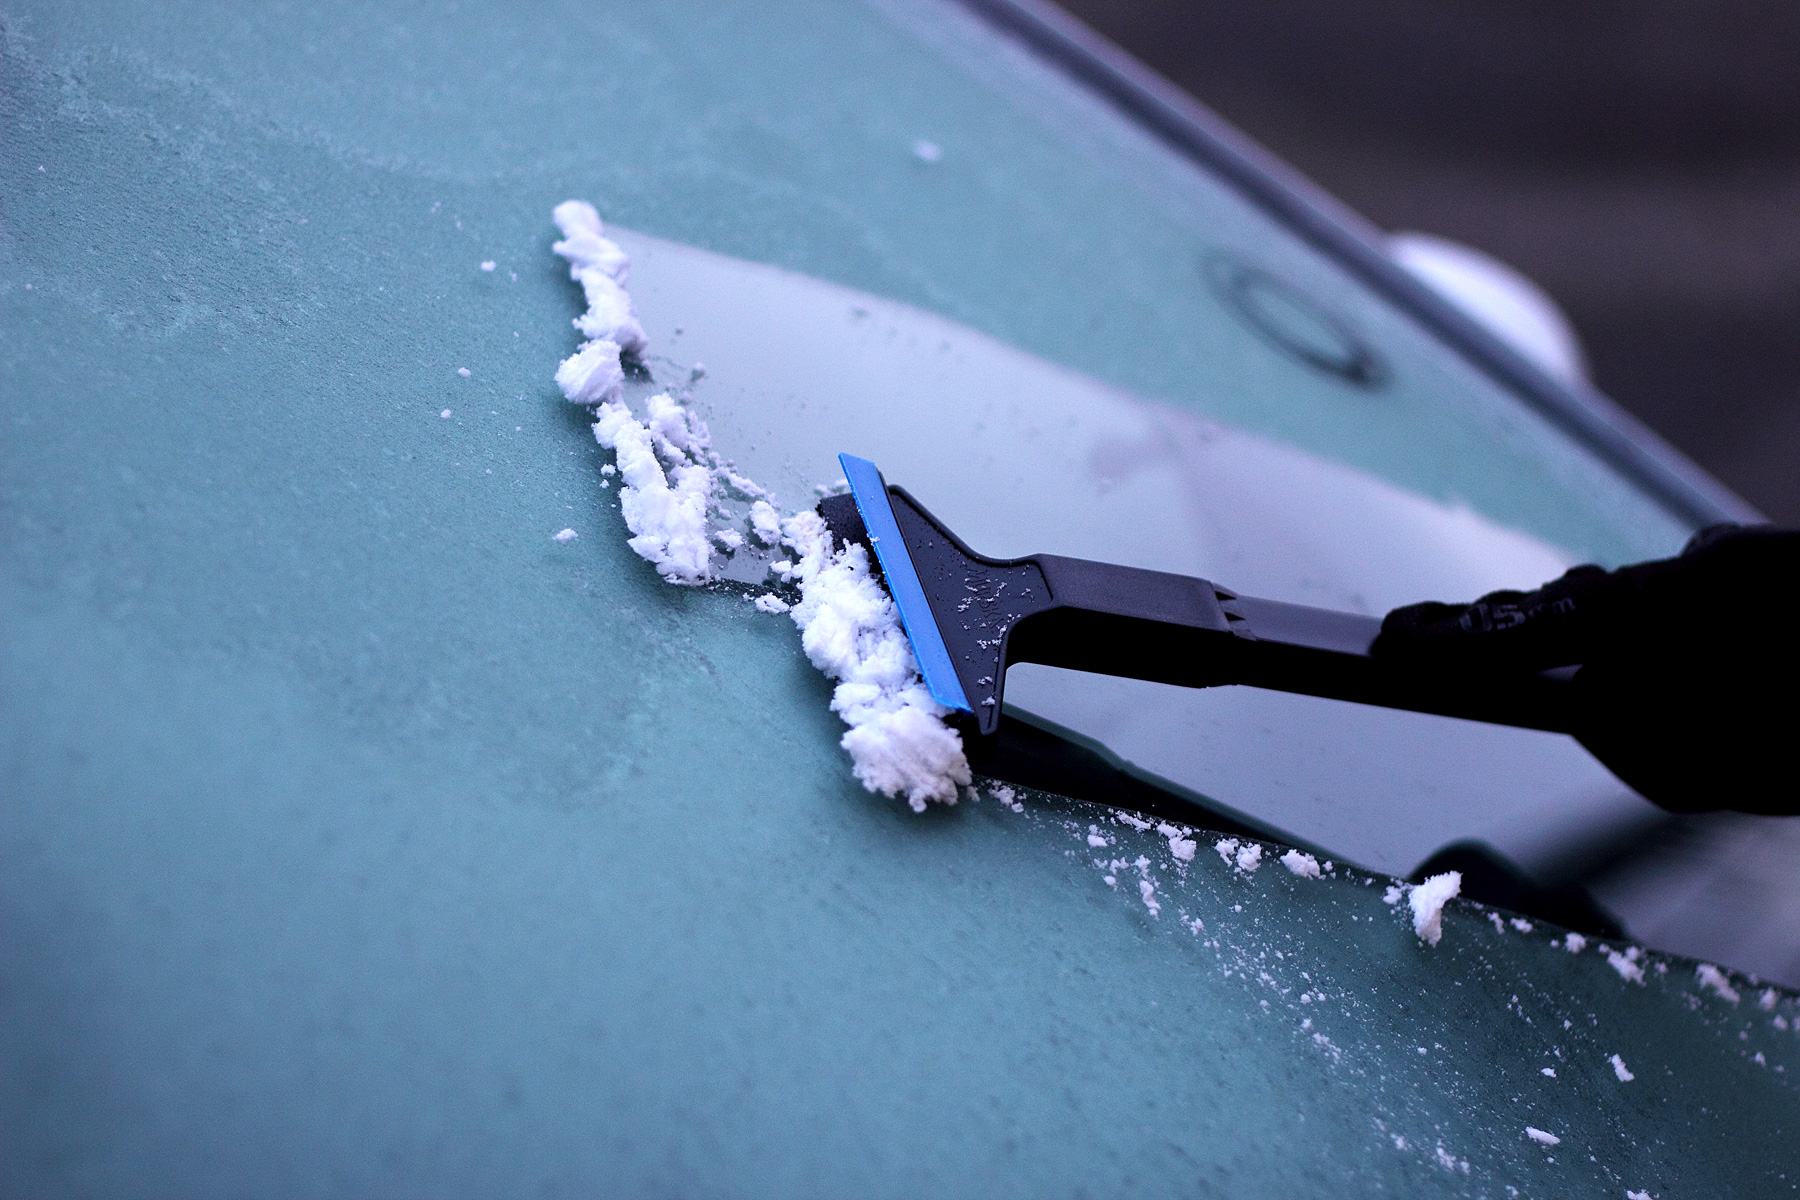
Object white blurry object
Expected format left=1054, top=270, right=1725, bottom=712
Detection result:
left=1390, top=231, right=1588, bottom=387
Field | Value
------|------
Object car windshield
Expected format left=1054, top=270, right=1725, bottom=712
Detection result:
left=5, top=0, right=1792, bottom=1195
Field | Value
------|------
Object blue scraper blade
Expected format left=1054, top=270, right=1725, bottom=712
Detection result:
left=837, top=454, right=973, bottom=715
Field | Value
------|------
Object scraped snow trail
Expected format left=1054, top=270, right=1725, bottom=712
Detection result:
left=551, top=201, right=969, bottom=810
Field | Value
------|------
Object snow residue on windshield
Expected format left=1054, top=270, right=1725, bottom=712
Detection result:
left=1407, top=872, right=1461, bottom=947
left=551, top=200, right=969, bottom=811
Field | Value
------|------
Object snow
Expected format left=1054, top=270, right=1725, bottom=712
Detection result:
left=1695, top=963, right=1741, bottom=1004
left=1760, top=988, right=1780, bottom=1012
left=781, top=508, right=971, bottom=810
left=1610, top=1054, right=1634, bottom=1082
left=748, top=500, right=783, bottom=546
left=592, top=397, right=716, bottom=585
left=1408, top=872, right=1461, bottom=946
left=1510, top=917, right=1534, bottom=932
left=1524, top=1127, right=1560, bottom=1147
left=1087, top=826, right=1110, bottom=849
left=440, top=409, right=453, bottom=419
left=1156, top=822, right=1196, bottom=861
left=457, top=367, right=471, bottom=378
left=1627, top=1191, right=1652, bottom=1200
left=551, top=201, right=642, bottom=407
left=1280, top=850, right=1321, bottom=878
left=1541, top=1067, right=1555, bottom=1077
left=1603, top=947, right=1646, bottom=985
left=1562, top=932, right=1588, bottom=953
left=1139, top=877, right=1161, bottom=917
left=1213, top=841, right=1263, bottom=873
left=551, top=200, right=972, bottom=812
left=1382, top=884, right=1404, bottom=906
left=480, top=260, right=496, bottom=272
left=912, top=139, right=942, bottom=163
left=557, top=337, right=626, bottom=406
left=553, top=528, right=578, bottom=543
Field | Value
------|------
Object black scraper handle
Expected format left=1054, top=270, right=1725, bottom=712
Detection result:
left=1019, top=554, right=1578, bottom=735
left=856, top=486, right=1579, bottom=739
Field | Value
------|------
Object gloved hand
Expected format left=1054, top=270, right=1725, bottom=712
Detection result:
left=1374, top=523, right=1800, bottom=815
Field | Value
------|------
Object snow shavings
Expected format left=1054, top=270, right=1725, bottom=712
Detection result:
left=1213, top=838, right=1263, bottom=874
left=1759, top=988, right=1779, bottom=1012
left=1382, top=884, right=1404, bottom=906
left=781, top=508, right=971, bottom=811
left=480, top=260, right=496, bottom=272
left=1138, top=875, right=1161, bottom=918
left=1408, top=872, right=1461, bottom=947
left=1524, top=1126, right=1560, bottom=1147
left=1610, top=1053, right=1635, bottom=1082
left=1157, top=822, right=1197, bottom=862
left=1510, top=917, right=1534, bottom=933
left=592, top=397, right=717, bottom=584
left=1541, top=1067, right=1555, bottom=1077
left=1561, top=932, right=1588, bottom=953
left=1695, top=963, right=1741, bottom=1004
left=1087, top=825, right=1112, bottom=849
left=552, top=200, right=971, bottom=812
left=553, top=528, right=578, bottom=543
left=1433, top=1145, right=1469, bottom=1174
left=1602, top=945, right=1645, bottom=985
left=1280, top=850, right=1321, bottom=878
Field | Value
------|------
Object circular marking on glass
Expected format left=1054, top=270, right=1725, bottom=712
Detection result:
left=1206, top=254, right=1388, bottom=389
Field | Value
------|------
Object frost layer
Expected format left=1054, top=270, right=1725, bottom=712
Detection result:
left=552, top=200, right=970, bottom=809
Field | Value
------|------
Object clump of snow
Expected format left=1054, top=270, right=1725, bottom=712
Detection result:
left=752, top=593, right=789, bottom=614
left=913, top=139, right=942, bottom=163
left=480, top=260, right=496, bottom=272
left=1610, top=1053, right=1634, bottom=1082
left=1138, top=877, right=1161, bottom=917
left=457, top=367, right=471, bottom=377
left=551, top=201, right=644, bottom=408
left=1087, top=826, right=1111, bottom=849
left=1408, top=872, right=1461, bottom=946
left=748, top=500, right=783, bottom=546
left=592, top=397, right=717, bottom=585
left=1382, top=884, right=1404, bottom=906
left=1524, top=1127, right=1560, bottom=1147
left=1511, top=917, right=1534, bottom=932
left=1695, top=963, right=1741, bottom=1004
left=1562, top=932, right=1588, bottom=953
left=1280, top=850, right=1321, bottom=878
left=1760, top=988, right=1779, bottom=1012
left=780, top=508, right=971, bottom=811
left=1157, top=822, right=1196, bottom=861
left=1214, top=839, right=1262, bottom=873
left=1540, top=1067, right=1556, bottom=1077
left=1627, top=1191, right=1652, bottom=1200
left=1603, top=946, right=1646, bottom=985
left=440, top=408, right=453, bottom=419
left=553, top=528, right=578, bottom=543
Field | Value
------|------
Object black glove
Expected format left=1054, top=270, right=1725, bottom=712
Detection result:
left=1374, top=523, right=1800, bottom=815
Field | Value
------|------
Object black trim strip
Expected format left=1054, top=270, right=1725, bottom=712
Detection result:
left=957, top=0, right=1763, bottom=529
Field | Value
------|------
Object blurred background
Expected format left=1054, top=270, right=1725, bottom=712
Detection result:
left=1058, top=0, right=1800, bottom=523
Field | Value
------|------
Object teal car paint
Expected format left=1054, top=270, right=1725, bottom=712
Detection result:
left=3, top=1, right=1795, bottom=1196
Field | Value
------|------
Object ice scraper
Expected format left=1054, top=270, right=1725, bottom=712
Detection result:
left=822, top=454, right=1578, bottom=745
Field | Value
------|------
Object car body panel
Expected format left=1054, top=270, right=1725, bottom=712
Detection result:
left=2, top=0, right=1795, bottom=1196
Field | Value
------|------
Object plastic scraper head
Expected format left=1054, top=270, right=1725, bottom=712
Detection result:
left=821, top=454, right=1060, bottom=736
